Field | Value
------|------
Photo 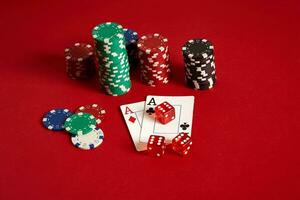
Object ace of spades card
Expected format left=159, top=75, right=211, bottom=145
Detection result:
left=120, top=101, right=147, bottom=151
left=139, top=95, right=195, bottom=143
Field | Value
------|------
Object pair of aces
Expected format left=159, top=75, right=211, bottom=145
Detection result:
left=120, top=95, right=195, bottom=151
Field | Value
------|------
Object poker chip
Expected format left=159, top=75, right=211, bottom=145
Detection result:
left=182, top=39, right=214, bottom=59
left=123, top=28, right=139, bottom=46
left=92, top=22, right=131, bottom=96
left=64, top=112, right=97, bottom=135
left=71, top=127, right=104, bottom=150
left=137, top=33, right=171, bottom=87
left=42, top=109, right=73, bottom=131
left=123, top=28, right=139, bottom=68
left=64, top=43, right=96, bottom=80
left=75, top=104, right=106, bottom=124
left=137, top=33, right=168, bottom=54
left=182, top=39, right=216, bottom=90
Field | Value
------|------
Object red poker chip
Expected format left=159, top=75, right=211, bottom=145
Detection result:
left=141, top=74, right=170, bottom=82
left=139, top=58, right=169, bottom=67
left=142, top=73, right=170, bottom=80
left=75, top=104, right=106, bottom=124
left=141, top=79, right=169, bottom=87
left=64, top=43, right=96, bottom=80
left=137, top=34, right=170, bottom=86
left=66, top=68, right=94, bottom=79
left=138, top=52, right=170, bottom=67
left=142, top=69, right=170, bottom=75
left=137, top=33, right=168, bottom=54
left=142, top=71, right=170, bottom=79
left=142, top=63, right=170, bottom=70
left=138, top=50, right=168, bottom=59
left=138, top=50, right=169, bottom=62
left=138, top=43, right=169, bottom=57
left=65, top=43, right=94, bottom=61
left=141, top=73, right=170, bottom=83
left=142, top=68, right=170, bottom=75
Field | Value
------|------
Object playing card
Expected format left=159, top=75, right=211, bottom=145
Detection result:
left=120, top=101, right=147, bottom=151
left=139, top=95, right=195, bottom=143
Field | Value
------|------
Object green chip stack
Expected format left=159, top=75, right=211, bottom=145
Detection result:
left=92, top=22, right=131, bottom=96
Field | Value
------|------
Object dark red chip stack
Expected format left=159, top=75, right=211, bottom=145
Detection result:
left=64, top=43, right=96, bottom=80
left=137, top=34, right=171, bottom=87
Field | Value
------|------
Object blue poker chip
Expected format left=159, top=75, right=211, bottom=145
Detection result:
left=42, top=108, right=73, bottom=131
left=123, top=28, right=139, bottom=46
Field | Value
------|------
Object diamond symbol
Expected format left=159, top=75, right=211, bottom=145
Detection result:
left=128, top=116, right=136, bottom=123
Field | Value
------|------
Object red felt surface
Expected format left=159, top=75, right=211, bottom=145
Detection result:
left=1, top=0, right=300, bottom=199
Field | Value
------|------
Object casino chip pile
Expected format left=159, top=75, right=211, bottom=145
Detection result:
left=92, top=22, right=131, bottom=96
left=64, top=43, right=96, bottom=80
left=182, top=39, right=216, bottom=90
left=123, top=28, right=139, bottom=68
left=42, top=104, right=106, bottom=150
left=137, top=33, right=171, bottom=87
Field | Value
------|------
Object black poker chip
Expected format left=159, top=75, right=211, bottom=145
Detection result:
left=182, top=38, right=216, bottom=90
left=185, top=61, right=215, bottom=74
left=182, top=39, right=214, bottom=59
left=185, top=75, right=217, bottom=90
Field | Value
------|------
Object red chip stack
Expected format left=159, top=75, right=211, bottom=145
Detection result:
left=64, top=43, right=96, bottom=80
left=137, top=34, right=171, bottom=87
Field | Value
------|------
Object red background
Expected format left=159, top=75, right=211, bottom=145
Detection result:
left=1, top=0, right=300, bottom=199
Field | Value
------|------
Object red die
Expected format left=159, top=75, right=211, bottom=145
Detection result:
left=155, top=101, right=175, bottom=124
left=172, top=133, right=192, bottom=156
left=147, top=135, right=166, bottom=157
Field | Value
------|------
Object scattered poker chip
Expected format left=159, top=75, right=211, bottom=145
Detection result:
left=92, top=22, right=131, bottom=96
left=42, top=109, right=73, bottom=131
left=137, top=33, right=171, bottom=87
left=64, top=42, right=96, bottom=80
left=64, top=112, right=97, bottom=135
left=182, top=39, right=216, bottom=90
left=75, top=104, right=106, bottom=124
left=71, top=127, right=104, bottom=150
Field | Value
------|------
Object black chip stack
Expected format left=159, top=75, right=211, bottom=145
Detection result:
left=182, top=39, right=216, bottom=90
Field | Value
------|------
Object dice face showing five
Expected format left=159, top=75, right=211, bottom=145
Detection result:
left=147, top=135, right=166, bottom=157
left=172, top=133, right=192, bottom=156
left=155, top=101, right=175, bottom=124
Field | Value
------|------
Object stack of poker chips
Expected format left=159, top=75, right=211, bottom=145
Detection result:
left=182, top=39, right=216, bottom=90
left=123, top=28, right=139, bottom=68
left=137, top=33, right=171, bottom=87
left=64, top=43, right=96, bottom=80
left=92, top=22, right=131, bottom=96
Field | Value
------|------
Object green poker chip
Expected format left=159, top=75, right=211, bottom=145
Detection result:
left=92, top=22, right=124, bottom=42
left=92, top=22, right=131, bottom=96
left=64, top=112, right=97, bottom=135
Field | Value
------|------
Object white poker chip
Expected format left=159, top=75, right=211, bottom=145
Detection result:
left=71, top=127, right=104, bottom=150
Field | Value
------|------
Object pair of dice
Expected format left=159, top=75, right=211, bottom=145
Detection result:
left=147, top=133, right=192, bottom=157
